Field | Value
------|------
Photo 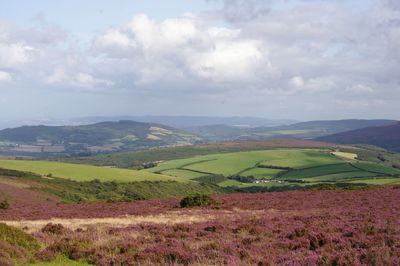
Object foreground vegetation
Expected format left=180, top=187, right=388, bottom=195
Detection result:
left=1, top=187, right=399, bottom=265
left=0, top=168, right=221, bottom=205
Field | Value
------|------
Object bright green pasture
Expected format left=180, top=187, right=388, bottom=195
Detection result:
left=0, top=160, right=186, bottom=183
left=348, top=177, right=400, bottom=185
left=279, top=163, right=358, bottom=180
left=149, top=149, right=343, bottom=177
left=218, top=179, right=287, bottom=188
left=161, top=169, right=208, bottom=179
left=240, top=168, right=282, bottom=179
left=257, top=150, right=341, bottom=169
left=306, top=171, right=379, bottom=182
left=150, top=157, right=216, bottom=172
left=352, top=162, right=400, bottom=175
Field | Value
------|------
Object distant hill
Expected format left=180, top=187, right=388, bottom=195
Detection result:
left=0, top=116, right=296, bottom=130
left=0, top=120, right=202, bottom=156
left=316, top=122, right=400, bottom=152
left=71, top=115, right=297, bottom=128
left=186, top=119, right=398, bottom=141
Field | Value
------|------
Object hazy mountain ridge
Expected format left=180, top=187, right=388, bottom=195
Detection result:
left=0, top=116, right=297, bottom=130
left=0, top=118, right=398, bottom=156
left=0, top=120, right=202, bottom=156
left=316, top=122, right=400, bottom=152
left=186, top=119, right=398, bottom=141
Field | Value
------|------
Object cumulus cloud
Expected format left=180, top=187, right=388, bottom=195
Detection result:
left=0, top=42, right=37, bottom=68
left=93, top=14, right=266, bottom=85
left=46, top=68, right=113, bottom=89
left=346, top=84, right=374, bottom=94
left=0, top=0, right=400, bottom=119
left=0, top=71, right=12, bottom=82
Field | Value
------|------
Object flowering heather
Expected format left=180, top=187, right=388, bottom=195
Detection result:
left=2, top=187, right=399, bottom=265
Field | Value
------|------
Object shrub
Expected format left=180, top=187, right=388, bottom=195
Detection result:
left=0, top=223, right=40, bottom=264
left=0, top=199, right=9, bottom=210
left=41, top=223, right=66, bottom=235
left=392, top=163, right=400, bottom=169
left=180, top=194, right=217, bottom=208
left=142, top=162, right=157, bottom=169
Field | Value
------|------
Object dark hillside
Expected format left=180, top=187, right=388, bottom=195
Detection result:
left=317, top=122, right=400, bottom=152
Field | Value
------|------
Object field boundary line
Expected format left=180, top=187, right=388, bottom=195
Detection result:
left=350, top=163, right=400, bottom=177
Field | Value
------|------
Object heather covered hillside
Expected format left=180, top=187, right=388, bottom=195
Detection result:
left=1, top=187, right=399, bottom=265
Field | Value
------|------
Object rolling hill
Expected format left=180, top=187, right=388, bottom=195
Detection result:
left=316, top=122, right=400, bottom=152
left=186, top=119, right=398, bottom=141
left=0, top=120, right=202, bottom=156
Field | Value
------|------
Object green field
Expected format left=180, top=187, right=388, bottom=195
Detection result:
left=257, top=150, right=341, bottom=169
left=0, top=160, right=187, bottom=183
left=2, top=146, right=399, bottom=191
left=240, top=168, right=283, bottom=179
left=218, top=179, right=286, bottom=188
left=352, top=162, right=400, bottom=175
left=348, top=178, right=400, bottom=185
left=306, top=171, right=379, bottom=182
left=149, top=149, right=342, bottom=177
left=279, top=163, right=359, bottom=180
left=143, top=148, right=400, bottom=188
left=161, top=169, right=208, bottom=179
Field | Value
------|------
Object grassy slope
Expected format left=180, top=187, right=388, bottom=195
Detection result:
left=279, top=163, right=359, bottom=179
left=62, top=139, right=335, bottom=168
left=240, top=168, right=283, bottom=179
left=161, top=169, right=208, bottom=179
left=146, top=147, right=400, bottom=188
left=352, top=162, right=400, bottom=175
left=149, top=149, right=342, bottom=177
left=0, top=168, right=221, bottom=203
left=0, top=160, right=186, bottom=183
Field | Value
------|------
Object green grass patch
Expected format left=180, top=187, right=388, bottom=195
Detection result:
left=257, top=150, right=341, bottom=169
left=348, top=177, right=400, bottom=185
left=218, top=179, right=287, bottom=188
left=161, top=169, right=209, bottom=179
left=240, top=168, right=282, bottom=179
left=352, top=162, right=400, bottom=175
left=306, top=171, right=379, bottom=182
left=0, top=160, right=185, bottom=183
left=150, top=149, right=343, bottom=177
left=279, top=163, right=359, bottom=180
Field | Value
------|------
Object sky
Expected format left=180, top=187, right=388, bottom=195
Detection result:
left=0, top=0, right=399, bottom=121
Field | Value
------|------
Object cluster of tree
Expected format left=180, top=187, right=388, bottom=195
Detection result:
left=228, top=175, right=256, bottom=183
left=257, top=165, right=292, bottom=170
left=180, top=194, right=217, bottom=208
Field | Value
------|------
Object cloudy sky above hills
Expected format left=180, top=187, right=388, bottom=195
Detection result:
left=0, top=0, right=399, bottom=120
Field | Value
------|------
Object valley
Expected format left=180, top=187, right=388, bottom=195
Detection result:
left=1, top=120, right=400, bottom=265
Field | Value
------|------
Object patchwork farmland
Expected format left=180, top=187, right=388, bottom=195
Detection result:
left=145, top=149, right=400, bottom=187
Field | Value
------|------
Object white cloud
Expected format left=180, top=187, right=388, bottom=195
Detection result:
left=1, top=1, right=400, bottom=119
left=290, top=76, right=304, bottom=87
left=93, top=14, right=265, bottom=85
left=290, top=76, right=334, bottom=92
left=0, top=71, right=12, bottom=82
left=94, top=29, right=133, bottom=50
left=46, top=67, right=113, bottom=89
left=0, top=42, right=37, bottom=68
left=346, top=84, right=374, bottom=94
